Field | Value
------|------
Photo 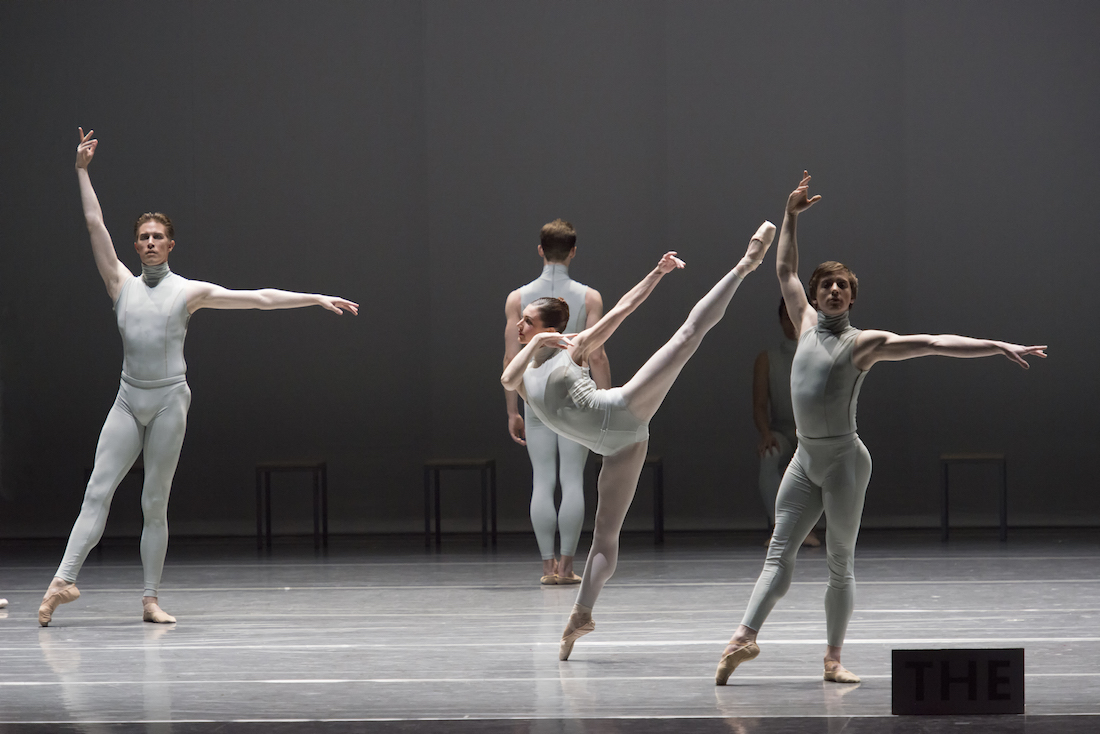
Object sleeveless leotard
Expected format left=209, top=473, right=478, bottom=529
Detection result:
left=523, top=350, right=648, bottom=456
left=57, top=265, right=193, bottom=598
left=742, top=310, right=872, bottom=647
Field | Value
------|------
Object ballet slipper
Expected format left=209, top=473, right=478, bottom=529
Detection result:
left=823, top=663, right=860, bottom=683
left=558, top=618, right=595, bottom=661
left=555, top=573, right=582, bottom=585
left=540, top=574, right=559, bottom=585
left=39, top=583, right=80, bottom=626
left=715, top=641, right=760, bottom=686
left=802, top=532, right=822, bottom=548
left=0, top=598, right=7, bottom=609
left=142, top=602, right=176, bottom=624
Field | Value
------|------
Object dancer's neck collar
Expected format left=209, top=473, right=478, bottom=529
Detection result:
left=141, top=262, right=171, bottom=287
left=542, top=262, right=570, bottom=278
left=817, top=309, right=851, bottom=333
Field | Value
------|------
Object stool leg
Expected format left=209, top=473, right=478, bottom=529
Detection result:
left=477, top=468, right=486, bottom=548
left=941, top=460, right=949, bottom=543
left=654, top=461, right=664, bottom=545
left=1000, top=460, right=1008, bottom=542
left=424, top=467, right=431, bottom=549
left=255, top=468, right=263, bottom=551
left=313, top=469, right=321, bottom=551
left=261, top=473, right=270, bottom=548
left=490, top=462, right=497, bottom=548
left=321, top=465, right=329, bottom=550
left=434, top=469, right=442, bottom=549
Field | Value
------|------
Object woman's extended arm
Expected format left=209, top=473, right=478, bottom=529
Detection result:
left=566, top=251, right=685, bottom=365
left=777, top=171, right=820, bottom=337
left=852, top=331, right=1047, bottom=371
left=76, top=128, right=131, bottom=301
left=186, top=283, right=358, bottom=314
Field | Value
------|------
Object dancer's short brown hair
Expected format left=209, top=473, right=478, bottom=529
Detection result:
left=540, top=219, right=577, bottom=262
left=134, top=212, right=174, bottom=240
left=530, top=297, right=570, bottom=332
left=807, top=261, right=858, bottom=308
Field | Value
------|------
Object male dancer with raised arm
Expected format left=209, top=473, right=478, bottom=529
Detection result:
left=503, top=219, right=609, bottom=584
left=716, top=171, right=1045, bottom=685
left=38, top=128, right=358, bottom=626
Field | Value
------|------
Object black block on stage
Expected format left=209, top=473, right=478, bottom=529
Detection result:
left=892, top=648, right=1024, bottom=715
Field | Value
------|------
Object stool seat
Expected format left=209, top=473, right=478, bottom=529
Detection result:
left=424, top=459, right=497, bottom=548
left=587, top=454, right=665, bottom=544
left=256, top=460, right=328, bottom=550
left=940, top=453, right=1006, bottom=542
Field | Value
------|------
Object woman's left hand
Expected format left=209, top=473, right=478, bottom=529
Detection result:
left=534, top=331, right=574, bottom=350
left=657, top=251, right=686, bottom=274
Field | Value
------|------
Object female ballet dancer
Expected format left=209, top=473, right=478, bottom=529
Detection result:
left=38, top=128, right=358, bottom=626
left=502, top=221, right=777, bottom=660
left=715, top=172, right=1046, bottom=685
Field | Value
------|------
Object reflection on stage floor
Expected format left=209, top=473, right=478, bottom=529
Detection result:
left=1, top=529, right=1097, bottom=733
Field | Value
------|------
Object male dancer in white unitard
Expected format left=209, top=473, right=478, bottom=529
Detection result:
left=753, top=299, right=820, bottom=547
left=38, top=129, right=358, bottom=626
left=503, top=220, right=777, bottom=660
left=503, top=219, right=609, bottom=584
left=715, top=172, right=1046, bottom=685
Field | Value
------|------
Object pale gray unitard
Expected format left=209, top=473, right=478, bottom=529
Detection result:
left=523, top=350, right=648, bottom=458
left=519, top=264, right=591, bottom=560
left=758, top=338, right=797, bottom=524
left=56, top=264, right=192, bottom=597
left=741, top=310, right=872, bottom=647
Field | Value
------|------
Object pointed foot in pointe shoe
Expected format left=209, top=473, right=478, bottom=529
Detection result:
left=558, top=619, right=595, bottom=661
left=143, top=605, right=177, bottom=624
left=753, top=221, right=777, bottom=247
left=715, top=641, right=760, bottom=685
left=823, top=666, right=860, bottom=683
left=38, top=584, right=80, bottom=626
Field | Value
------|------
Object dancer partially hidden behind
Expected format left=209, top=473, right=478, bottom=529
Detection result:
left=502, top=221, right=777, bottom=660
left=503, top=219, right=609, bottom=585
left=753, top=298, right=819, bottom=548
left=39, top=129, right=358, bottom=627
left=716, top=172, right=1046, bottom=685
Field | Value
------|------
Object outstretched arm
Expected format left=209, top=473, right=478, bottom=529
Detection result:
left=75, top=128, right=131, bottom=301
left=777, top=171, right=820, bottom=337
left=852, top=330, right=1047, bottom=371
left=503, top=289, right=527, bottom=445
left=186, top=282, right=358, bottom=315
left=567, top=251, right=685, bottom=365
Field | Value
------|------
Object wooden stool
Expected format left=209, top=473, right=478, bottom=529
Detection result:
left=587, top=454, right=665, bottom=544
left=940, top=453, right=1007, bottom=542
left=423, top=459, right=497, bottom=548
left=255, top=460, right=328, bottom=550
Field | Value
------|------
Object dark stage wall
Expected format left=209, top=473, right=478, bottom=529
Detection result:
left=1, top=1, right=1097, bottom=539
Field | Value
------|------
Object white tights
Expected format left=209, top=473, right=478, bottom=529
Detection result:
left=56, top=379, right=191, bottom=597
left=525, top=417, right=588, bottom=559
left=576, top=267, right=746, bottom=608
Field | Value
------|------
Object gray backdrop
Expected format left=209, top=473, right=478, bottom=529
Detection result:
left=1, top=1, right=1096, bottom=541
